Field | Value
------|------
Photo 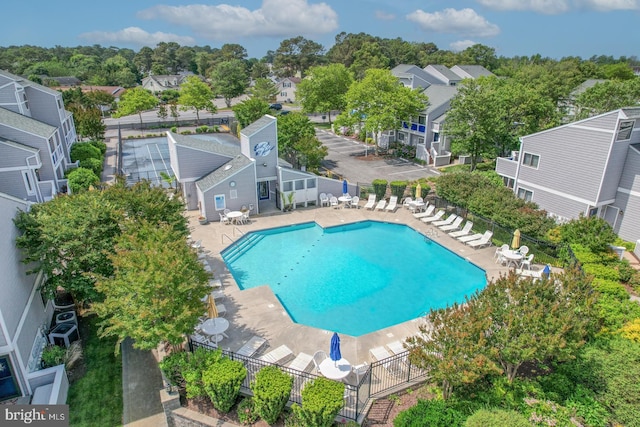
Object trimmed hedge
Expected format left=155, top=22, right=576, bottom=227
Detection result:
left=292, top=377, right=344, bottom=427
left=251, top=366, right=293, bottom=425
left=202, top=357, right=247, bottom=413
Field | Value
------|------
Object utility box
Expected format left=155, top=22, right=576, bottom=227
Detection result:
left=48, top=323, right=79, bottom=348
left=55, top=311, right=77, bottom=328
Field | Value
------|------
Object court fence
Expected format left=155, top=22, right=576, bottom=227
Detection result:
left=187, top=338, right=429, bottom=422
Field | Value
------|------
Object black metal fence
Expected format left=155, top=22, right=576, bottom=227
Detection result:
left=188, top=339, right=429, bottom=421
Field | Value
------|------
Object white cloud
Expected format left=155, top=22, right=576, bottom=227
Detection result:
left=476, top=0, right=640, bottom=14
left=450, top=40, right=477, bottom=52
left=476, top=0, right=570, bottom=14
left=406, top=8, right=500, bottom=37
left=79, top=27, right=195, bottom=46
left=137, top=0, right=338, bottom=40
left=375, top=10, right=396, bottom=20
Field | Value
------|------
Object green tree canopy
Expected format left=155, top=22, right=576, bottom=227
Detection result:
left=296, top=63, right=353, bottom=124
left=249, top=78, right=279, bottom=103
left=113, top=87, right=158, bottom=128
left=276, top=112, right=317, bottom=166
left=210, top=59, right=249, bottom=107
left=573, top=78, right=640, bottom=120
left=93, top=221, right=211, bottom=351
left=178, top=75, right=216, bottom=124
left=232, top=98, right=270, bottom=128
left=272, top=36, right=325, bottom=77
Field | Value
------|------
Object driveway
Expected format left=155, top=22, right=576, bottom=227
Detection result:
left=315, top=129, right=440, bottom=184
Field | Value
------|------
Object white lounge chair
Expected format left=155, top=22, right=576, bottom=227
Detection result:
left=312, top=350, right=328, bottom=374
left=432, top=213, right=458, bottom=227
left=236, top=336, right=267, bottom=357
left=421, top=210, right=445, bottom=223
left=369, top=346, right=404, bottom=377
left=466, top=230, right=493, bottom=248
left=375, top=199, right=387, bottom=211
left=385, top=196, right=398, bottom=212
left=288, top=352, right=313, bottom=372
left=439, top=216, right=464, bottom=232
left=449, top=221, right=473, bottom=238
left=259, top=345, right=294, bottom=364
left=364, top=194, right=376, bottom=210
left=457, top=232, right=484, bottom=243
left=413, top=205, right=435, bottom=219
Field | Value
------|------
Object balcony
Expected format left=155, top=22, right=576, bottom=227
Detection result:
left=401, top=121, right=426, bottom=133
left=38, top=180, right=56, bottom=202
left=496, top=156, right=518, bottom=179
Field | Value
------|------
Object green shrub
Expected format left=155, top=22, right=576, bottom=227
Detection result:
left=390, top=180, right=408, bottom=199
left=182, top=348, right=223, bottom=398
left=582, top=263, right=620, bottom=281
left=393, top=399, right=465, bottom=427
left=570, top=244, right=612, bottom=264
left=41, top=345, right=66, bottom=368
left=202, top=357, right=247, bottom=413
left=560, top=215, right=617, bottom=253
left=67, top=167, right=100, bottom=193
left=79, top=157, right=103, bottom=176
left=464, top=408, right=530, bottom=427
left=372, top=179, right=388, bottom=201
left=88, top=140, right=107, bottom=155
left=159, top=351, right=189, bottom=387
left=170, top=126, right=177, bottom=133
left=522, top=398, right=576, bottom=427
left=291, top=377, right=344, bottom=427
left=595, top=293, right=640, bottom=331
left=617, top=259, right=635, bottom=282
left=70, top=142, right=102, bottom=162
left=251, top=366, right=293, bottom=425
left=566, top=385, right=609, bottom=427
left=236, top=397, right=259, bottom=425
left=591, top=277, right=629, bottom=300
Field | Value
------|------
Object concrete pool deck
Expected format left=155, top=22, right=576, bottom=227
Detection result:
left=190, top=204, right=515, bottom=368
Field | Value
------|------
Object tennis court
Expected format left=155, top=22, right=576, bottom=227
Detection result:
left=121, top=136, right=172, bottom=187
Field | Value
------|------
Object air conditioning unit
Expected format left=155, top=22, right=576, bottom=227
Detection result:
left=634, top=239, right=640, bottom=259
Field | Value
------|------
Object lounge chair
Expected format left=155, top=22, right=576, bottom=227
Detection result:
left=312, top=350, right=328, bottom=374
left=259, top=344, right=294, bottom=364
left=364, top=194, right=376, bottom=210
left=421, top=210, right=445, bottom=223
left=439, top=216, right=464, bottom=232
left=466, top=230, right=493, bottom=248
left=288, top=352, right=313, bottom=372
left=369, top=346, right=403, bottom=377
left=385, top=196, right=398, bottom=212
left=456, top=232, right=484, bottom=243
left=375, top=199, right=387, bottom=211
left=448, top=221, right=473, bottom=238
left=413, top=205, right=435, bottom=219
left=236, top=335, right=267, bottom=357
left=432, top=213, right=458, bottom=227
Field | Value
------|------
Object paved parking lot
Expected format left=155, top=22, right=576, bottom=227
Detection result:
left=316, top=129, right=440, bottom=184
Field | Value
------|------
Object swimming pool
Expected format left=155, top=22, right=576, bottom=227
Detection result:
left=222, top=221, right=487, bottom=336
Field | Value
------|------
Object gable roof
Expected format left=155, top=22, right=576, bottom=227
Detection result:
left=422, top=85, right=459, bottom=113
left=391, top=64, right=441, bottom=86
left=196, top=154, right=254, bottom=192
left=450, top=65, right=494, bottom=79
left=169, top=132, right=240, bottom=158
left=241, top=115, right=276, bottom=138
left=0, top=70, right=62, bottom=97
left=0, top=107, right=57, bottom=138
left=570, top=79, right=607, bottom=97
left=424, top=64, right=462, bottom=83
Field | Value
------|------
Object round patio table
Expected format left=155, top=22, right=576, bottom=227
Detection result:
left=319, top=358, right=351, bottom=380
left=200, top=318, right=230, bottom=345
left=226, top=211, right=243, bottom=224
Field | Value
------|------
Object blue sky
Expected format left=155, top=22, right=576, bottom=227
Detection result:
left=4, top=0, right=639, bottom=60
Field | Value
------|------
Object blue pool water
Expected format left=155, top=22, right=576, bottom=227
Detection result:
left=221, top=221, right=487, bottom=337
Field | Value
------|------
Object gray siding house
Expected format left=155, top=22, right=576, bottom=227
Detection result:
left=391, top=64, right=493, bottom=166
left=495, top=108, right=640, bottom=243
left=169, top=115, right=335, bottom=221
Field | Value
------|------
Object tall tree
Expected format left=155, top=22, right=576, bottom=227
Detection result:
left=113, top=87, right=158, bottom=128
left=276, top=112, right=317, bottom=166
left=232, top=98, right=270, bottom=128
left=133, top=46, right=154, bottom=74
left=296, top=63, right=353, bottom=124
left=349, top=41, right=390, bottom=80
left=209, top=59, right=249, bottom=107
left=249, top=78, right=279, bottom=103
left=250, top=61, right=271, bottom=80
left=178, top=75, right=216, bottom=124
left=336, top=68, right=427, bottom=155
left=272, top=36, right=325, bottom=77
left=219, top=43, right=248, bottom=61
left=574, top=79, right=640, bottom=120
left=292, top=134, right=328, bottom=172
left=93, top=221, right=211, bottom=351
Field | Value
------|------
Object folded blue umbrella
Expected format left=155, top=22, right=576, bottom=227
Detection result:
left=542, top=264, right=551, bottom=279
left=330, top=332, right=341, bottom=362
left=342, top=180, right=348, bottom=195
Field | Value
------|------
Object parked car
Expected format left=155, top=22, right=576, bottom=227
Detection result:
left=269, top=103, right=282, bottom=110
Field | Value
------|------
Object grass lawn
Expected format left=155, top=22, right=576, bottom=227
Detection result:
left=67, top=315, right=122, bottom=427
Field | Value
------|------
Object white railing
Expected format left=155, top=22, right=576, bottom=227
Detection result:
left=222, top=234, right=235, bottom=244
left=233, top=227, right=244, bottom=237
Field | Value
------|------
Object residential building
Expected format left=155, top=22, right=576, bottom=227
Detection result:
left=495, top=108, right=640, bottom=243
left=391, top=64, right=493, bottom=166
left=275, top=77, right=301, bottom=103
left=141, top=74, right=191, bottom=94
left=0, top=71, right=77, bottom=404
left=168, top=115, right=354, bottom=219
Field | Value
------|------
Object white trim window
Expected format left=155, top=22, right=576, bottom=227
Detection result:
left=517, top=187, right=533, bottom=202
left=214, top=194, right=226, bottom=211
left=616, top=120, right=634, bottom=141
left=522, top=152, right=540, bottom=168
left=22, top=171, right=36, bottom=196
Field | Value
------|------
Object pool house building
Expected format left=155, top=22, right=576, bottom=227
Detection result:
left=168, top=115, right=355, bottom=220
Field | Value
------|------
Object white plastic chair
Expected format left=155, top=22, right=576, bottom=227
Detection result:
left=402, top=197, right=413, bottom=209
left=521, top=254, right=534, bottom=270
left=349, top=196, right=360, bottom=208
left=518, top=246, right=530, bottom=256
left=329, top=196, right=339, bottom=208
left=319, top=193, right=329, bottom=207
left=219, top=213, right=230, bottom=225
left=495, top=244, right=509, bottom=264
left=312, top=350, right=328, bottom=374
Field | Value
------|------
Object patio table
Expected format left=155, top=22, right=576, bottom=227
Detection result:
left=226, top=211, right=243, bottom=224
left=319, top=357, right=351, bottom=380
left=502, top=249, right=524, bottom=268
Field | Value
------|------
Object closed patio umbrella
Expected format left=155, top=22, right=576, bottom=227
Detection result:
left=330, top=332, right=341, bottom=366
left=415, top=183, right=422, bottom=199
left=511, top=229, right=521, bottom=249
left=207, top=294, right=218, bottom=319
left=342, top=179, right=348, bottom=195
